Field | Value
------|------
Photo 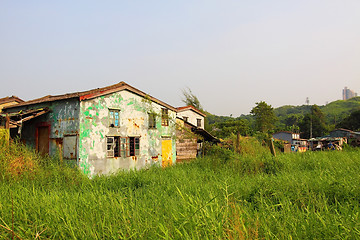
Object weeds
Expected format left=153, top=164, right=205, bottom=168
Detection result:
left=0, top=141, right=360, bottom=238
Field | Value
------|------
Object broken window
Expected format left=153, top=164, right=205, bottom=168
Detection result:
left=107, top=137, right=115, bottom=157
left=127, top=137, right=140, bottom=156
left=107, top=137, right=117, bottom=157
left=149, top=113, right=156, bottom=129
left=161, top=108, right=169, bottom=126
left=109, top=109, right=120, bottom=127
left=107, top=136, right=122, bottom=157
left=197, top=118, right=202, bottom=127
left=107, top=136, right=140, bottom=157
left=120, top=137, right=126, bottom=157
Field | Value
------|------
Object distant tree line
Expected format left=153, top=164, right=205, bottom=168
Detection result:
left=183, top=90, right=360, bottom=140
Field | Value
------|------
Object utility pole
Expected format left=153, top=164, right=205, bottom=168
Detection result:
left=306, top=97, right=312, bottom=139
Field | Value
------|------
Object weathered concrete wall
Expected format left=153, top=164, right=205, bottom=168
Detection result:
left=177, top=109, right=204, bottom=129
left=78, top=90, right=177, bottom=176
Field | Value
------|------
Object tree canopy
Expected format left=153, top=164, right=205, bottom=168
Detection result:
left=336, top=109, right=360, bottom=131
left=250, top=101, right=277, bottom=133
left=182, top=88, right=202, bottom=110
left=299, top=105, right=328, bottom=138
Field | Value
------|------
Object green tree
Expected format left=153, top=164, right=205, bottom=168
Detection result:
left=299, top=105, right=328, bottom=138
left=213, top=119, right=250, bottom=139
left=250, top=101, right=277, bottom=133
left=182, top=88, right=202, bottom=110
left=181, top=88, right=212, bottom=131
left=336, top=109, right=360, bottom=131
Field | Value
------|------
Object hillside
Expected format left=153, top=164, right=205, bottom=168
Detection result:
left=321, top=97, right=360, bottom=125
left=206, top=97, right=360, bottom=134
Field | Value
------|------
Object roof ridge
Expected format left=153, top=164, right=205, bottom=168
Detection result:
left=3, top=81, right=176, bottom=111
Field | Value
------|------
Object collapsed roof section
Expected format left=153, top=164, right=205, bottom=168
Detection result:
left=0, top=108, right=50, bottom=128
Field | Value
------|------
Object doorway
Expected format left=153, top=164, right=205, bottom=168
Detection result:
left=37, top=126, right=49, bottom=155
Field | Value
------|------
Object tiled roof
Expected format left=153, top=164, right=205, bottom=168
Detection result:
left=3, top=82, right=177, bottom=111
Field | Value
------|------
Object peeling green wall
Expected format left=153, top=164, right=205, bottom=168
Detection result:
left=78, top=90, right=177, bottom=176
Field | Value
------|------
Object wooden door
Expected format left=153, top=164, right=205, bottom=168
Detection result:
left=161, top=139, right=172, bottom=167
left=37, top=126, right=49, bottom=155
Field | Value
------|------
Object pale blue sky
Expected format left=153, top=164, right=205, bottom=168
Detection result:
left=1, top=0, right=359, bottom=116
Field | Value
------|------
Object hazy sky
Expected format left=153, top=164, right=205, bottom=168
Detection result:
left=1, top=1, right=359, bottom=116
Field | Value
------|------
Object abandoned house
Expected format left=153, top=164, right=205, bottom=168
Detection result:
left=1, top=82, right=177, bottom=176
left=176, top=105, right=219, bottom=161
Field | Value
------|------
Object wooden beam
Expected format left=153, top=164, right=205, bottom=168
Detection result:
left=5, top=113, right=9, bottom=129
left=18, top=109, right=49, bottom=123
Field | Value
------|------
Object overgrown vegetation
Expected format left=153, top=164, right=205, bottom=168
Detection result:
left=206, top=97, right=360, bottom=139
left=1, top=141, right=360, bottom=239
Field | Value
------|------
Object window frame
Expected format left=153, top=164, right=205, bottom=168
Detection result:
left=196, top=118, right=202, bottom=127
left=148, top=113, right=157, bottom=129
left=107, top=136, right=140, bottom=158
left=127, top=137, right=140, bottom=157
left=106, top=136, right=122, bottom=158
left=109, top=109, right=120, bottom=128
left=161, top=108, right=169, bottom=126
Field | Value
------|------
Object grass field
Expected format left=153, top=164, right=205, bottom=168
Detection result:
left=1, top=143, right=360, bottom=239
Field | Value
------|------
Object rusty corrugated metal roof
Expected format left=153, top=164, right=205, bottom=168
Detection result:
left=0, top=96, right=24, bottom=105
left=3, top=82, right=177, bottom=112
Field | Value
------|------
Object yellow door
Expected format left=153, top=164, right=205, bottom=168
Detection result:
left=161, top=139, right=172, bottom=167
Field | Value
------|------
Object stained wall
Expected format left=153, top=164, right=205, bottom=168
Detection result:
left=78, top=90, right=177, bottom=175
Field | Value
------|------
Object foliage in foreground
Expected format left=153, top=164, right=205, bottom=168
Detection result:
left=1, top=142, right=360, bottom=239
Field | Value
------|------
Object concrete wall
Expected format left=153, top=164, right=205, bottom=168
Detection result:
left=78, top=90, right=177, bottom=176
left=177, top=109, right=204, bottom=129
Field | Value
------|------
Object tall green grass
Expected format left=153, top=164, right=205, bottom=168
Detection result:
left=1, top=142, right=360, bottom=239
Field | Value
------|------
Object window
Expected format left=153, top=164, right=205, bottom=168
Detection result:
left=149, top=113, right=156, bottom=129
left=161, top=108, right=169, bottom=126
left=107, top=137, right=120, bottom=157
left=107, top=136, right=140, bottom=158
left=128, top=137, right=140, bottom=156
left=109, top=109, right=120, bottom=127
left=120, top=137, right=126, bottom=157
left=197, top=118, right=202, bottom=127
left=183, top=116, right=188, bottom=122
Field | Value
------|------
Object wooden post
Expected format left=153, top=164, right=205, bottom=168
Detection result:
left=5, top=113, right=10, bottom=129
left=269, top=138, right=276, bottom=157
left=236, top=132, right=240, bottom=153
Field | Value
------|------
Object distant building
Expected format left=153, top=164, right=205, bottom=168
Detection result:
left=342, top=87, right=358, bottom=100
left=272, top=131, right=307, bottom=152
left=175, top=106, right=218, bottom=161
left=176, top=105, right=206, bottom=129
